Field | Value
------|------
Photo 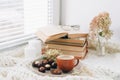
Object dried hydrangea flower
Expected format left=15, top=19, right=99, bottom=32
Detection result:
left=89, top=12, right=113, bottom=40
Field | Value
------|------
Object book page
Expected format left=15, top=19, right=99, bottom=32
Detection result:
left=36, top=25, right=67, bottom=42
left=37, top=25, right=66, bottom=36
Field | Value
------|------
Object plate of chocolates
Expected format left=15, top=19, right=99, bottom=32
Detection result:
left=31, top=58, right=74, bottom=77
left=31, top=58, right=63, bottom=76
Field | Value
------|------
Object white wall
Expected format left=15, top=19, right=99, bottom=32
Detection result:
left=61, top=0, right=120, bottom=41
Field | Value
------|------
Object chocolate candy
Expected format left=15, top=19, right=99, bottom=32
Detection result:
left=51, top=62, right=57, bottom=69
left=42, top=59, right=48, bottom=65
left=51, top=69, right=62, bottom=75
left=48, top=59, right=54, bottom=65
left=32, top=61, right=43, bottom=68
left=38, top=66, right=46, bottom=73
left=45, top=64, right=51, bottom=70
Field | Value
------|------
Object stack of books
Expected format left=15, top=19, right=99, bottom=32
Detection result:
left=36, top=26, right=88, bottom=59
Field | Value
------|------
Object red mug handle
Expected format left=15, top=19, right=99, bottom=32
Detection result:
left=74, top=57, right=79, bottom=67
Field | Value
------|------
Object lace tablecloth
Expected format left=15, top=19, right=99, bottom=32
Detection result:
left=0, top=45, right=120, bottom=80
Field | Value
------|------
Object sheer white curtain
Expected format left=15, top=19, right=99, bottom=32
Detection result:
left=0, top=0, right=60, bottom=50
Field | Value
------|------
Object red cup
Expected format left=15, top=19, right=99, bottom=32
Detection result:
left=56, top=55, right=79, bottom=73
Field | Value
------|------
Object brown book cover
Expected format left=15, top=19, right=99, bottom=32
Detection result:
left=46, top=43, right=87, bottom=52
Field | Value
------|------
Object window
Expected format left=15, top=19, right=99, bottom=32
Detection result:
left=0, top=0, right=60, bottom=50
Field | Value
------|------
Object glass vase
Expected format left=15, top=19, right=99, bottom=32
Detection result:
left=97, top=35, right=106, bottom=56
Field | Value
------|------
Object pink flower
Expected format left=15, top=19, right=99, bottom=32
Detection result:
left=89, top=12, right=112, bottom=40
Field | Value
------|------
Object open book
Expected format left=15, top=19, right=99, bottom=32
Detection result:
left=36, top=25, right=68, bottom=42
